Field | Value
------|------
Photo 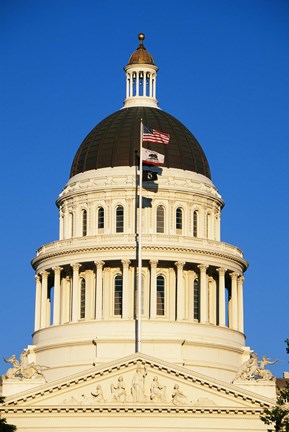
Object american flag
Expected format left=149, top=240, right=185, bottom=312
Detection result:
left=143, top=125, right=170, bottom=144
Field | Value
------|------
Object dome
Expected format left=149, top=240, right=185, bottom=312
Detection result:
left=127, top=33, right=155, bottom=65
left=70, top=106, right=211, bottom=179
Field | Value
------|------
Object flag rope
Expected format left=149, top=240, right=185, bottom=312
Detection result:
left=137, top=119, right=144, bottom=353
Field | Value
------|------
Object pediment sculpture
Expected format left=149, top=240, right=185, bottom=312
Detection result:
left=232, top=353, right=278, bottom=382
left=3, top=348, right=46, bottom=381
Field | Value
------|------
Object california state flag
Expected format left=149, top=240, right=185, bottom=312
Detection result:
left=142, top=148, right=165, bottom=166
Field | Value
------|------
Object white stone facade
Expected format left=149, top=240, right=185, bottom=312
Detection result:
left=0, top=34, right=275, bottom=431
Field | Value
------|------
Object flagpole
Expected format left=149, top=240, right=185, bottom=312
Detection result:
left=137, top=119, right=144, bottom=353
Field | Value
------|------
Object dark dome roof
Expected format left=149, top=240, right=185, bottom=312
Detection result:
left=70, top=107, right=211, bottom=179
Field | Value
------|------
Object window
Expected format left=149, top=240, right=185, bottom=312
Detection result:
left=70, top=212, right=74, bottom=238
left=98, top=207, right=104, bottom=231
left=156, top=206, right=165, bottom=233
left=205, top=212, right=210, bottom=238
left=114, top=275, right=123, bottom=316
left=194, top=278, right=200, bottom=321
left=80, top=278, right=86, bottom=319
left=156, top=275, right=165, bottom=316
left=116, top=206, right=124, bottom=233
left=176, top=207, right=183, bottom=233
left=82, top=210, right=87, bottom=236
left=193, top=210, right=198, bottom=237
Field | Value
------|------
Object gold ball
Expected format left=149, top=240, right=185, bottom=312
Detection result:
left=138, top=33, right=145, bottom=42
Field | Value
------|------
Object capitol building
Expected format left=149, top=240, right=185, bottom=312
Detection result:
left=0, top=34, right=278, bottom=432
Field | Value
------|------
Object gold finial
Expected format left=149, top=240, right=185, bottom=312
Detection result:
left=138, top=33, right=145, bottom=45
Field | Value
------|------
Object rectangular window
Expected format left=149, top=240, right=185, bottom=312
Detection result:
left=157, top=276, right=165, bottom=316
left=98, top=207, right=104, bottom=231
left=116, top=206, right=124, bottom=233
left=114, top=275, right=123, bottom=316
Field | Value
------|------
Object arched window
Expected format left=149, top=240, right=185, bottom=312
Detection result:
left=82, top=210, right=87, bottom=236
left=116, top=206, right=124, bottom=233
left=98, top=207, right=104, bottom=231
left=80, top=278, right=86, bottom=319
left=176, top=207, right=183, bottom=233
left=114, top=275, right=123, bottom=316
left=156, top=275, right=165, bottom=316
left=193, top=210, right=198, bottom=237
left=156, top=205, right=165, bottom=233
left=194, top=278, right=200, bottom=321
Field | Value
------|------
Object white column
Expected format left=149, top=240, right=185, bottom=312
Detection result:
left=216, top=268, right=226, bottom=327
left=95, top=260, right=104, bottom=320
left=103, top=268, right=110, bottom=319
left=153, top=74, right=156, bottom=98
left=52, top=266, right=62, bottom=326
left=198, top=264, right=208, bottom=324
left=121, top=259, right=131, bottom=319
left=40, top=270, right=49, bottom=329
left=34, top=274, right=42, bottom=331
left=230, top=272, right=238, bottom=330
left=85, top=270, right=94, bottom=320
left=143, top=71, right=147, bottom=96
left=208, top=276, right=217, bottom=325
left=237, top=275, right=244, bottom=333
left=150, top=260, right=158, bottom=319
left=175, top=261, right=185, bottom=321
left=188, top=270, right=197, bottom=322
left=71, top=263, right=81, bottom=322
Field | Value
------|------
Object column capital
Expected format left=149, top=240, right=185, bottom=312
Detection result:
left=150, top=259, right=158, bottom=268
left=35, top=274, right=41, bottom=282
left=121, top=259, right=131, bottom=268
left=95, top=260, right=105, bottom=270
left=216, top=267, right=227, bottom=276
left=208, top=276, right=214, bottom=283
left=229, top=271, right=239, bottom=280
left=71, top=263, right=81, bottom=272
left=175, top=261, right=185, bottom=270
left=238, top=275, right=245, bottom=283
left=52, top=266, right=63, bottom=274
left=188, top=270, right=197, bottom=279
left=103, top=267, right=111, bottom=274
left=40, top=270, right=50, bottom=278
left=198, top=264, right=208, bottom=272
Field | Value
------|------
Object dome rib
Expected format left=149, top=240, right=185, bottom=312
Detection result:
left=70, top=107, right=211, bottom=179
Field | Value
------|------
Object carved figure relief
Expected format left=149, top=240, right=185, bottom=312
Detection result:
left=91, top=384, right=105, bottom=403
left=110, top=376, right=127, bottom=402
left=131, top=365, right=147, bottom=402
left=150, top=376, right=167, bottom=402
left=172, top=384, right=187, bottom=405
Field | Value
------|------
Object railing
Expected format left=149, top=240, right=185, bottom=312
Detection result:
left=35, top=234, right=243, bottom=259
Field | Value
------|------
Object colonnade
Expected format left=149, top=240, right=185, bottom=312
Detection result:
left=34, top=260, right=244, bottom=334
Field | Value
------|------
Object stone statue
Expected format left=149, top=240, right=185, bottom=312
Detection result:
left=131, top=365, right=147, bottom=402
left=255, top=356, right=278, bottom=380
left=91, top=384, right=105, bottom=403
left=172, top=384, right=187, bottom=405
left=110, top=376, right=127, bottom=402
left=150, top=376, right=166, bottom=402
left=3, top=355, right=21, bottom=379
left=3, top=349, right=46, bottom=380
left=233, top=353, right=278, bottom=382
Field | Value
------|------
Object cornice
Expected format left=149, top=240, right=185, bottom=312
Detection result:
left=31, top=244, right=248, bottom=270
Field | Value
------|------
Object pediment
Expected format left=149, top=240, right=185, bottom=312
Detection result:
left=4, top=353, right=274, bottom=414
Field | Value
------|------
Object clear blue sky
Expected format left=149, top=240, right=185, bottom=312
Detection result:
left=1, top=0, right=288, bottom=377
